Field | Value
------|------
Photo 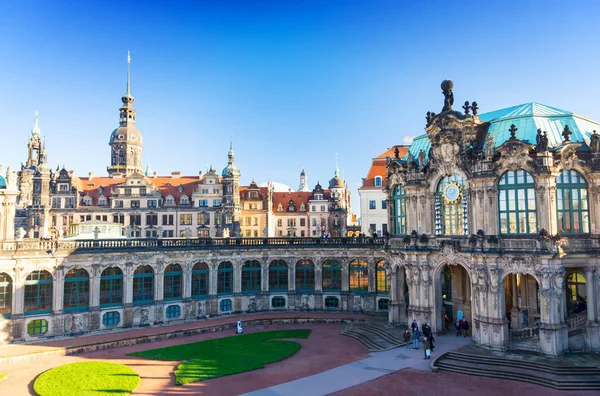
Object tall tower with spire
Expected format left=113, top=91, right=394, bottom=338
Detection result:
left=107, top=51, right=144, bottom=176
left=221, top=140, right=241, bottom=237
left=298, top=168, right=310, bottom=192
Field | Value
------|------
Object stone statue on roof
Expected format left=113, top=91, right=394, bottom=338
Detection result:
left=536, top=129, right=549, bottom=152
left=441, top=80, right=454, bottom=112
left=484, top=133, right=495, bottom=160
left=562, top=125, right=572, bottom=142
left=394, top=147, right=400, bottom=159
left=590, top=130, right=600, bottom=155
left=417, top=150, right=426, bottom=168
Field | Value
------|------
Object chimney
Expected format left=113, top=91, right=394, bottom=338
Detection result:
left=88, top=172, right=93, bottom=181
left=153, top=171, right=157, bottom=178
left=171, top=171, right=181, bottom=179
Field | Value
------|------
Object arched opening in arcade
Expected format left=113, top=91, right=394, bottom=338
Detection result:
left=503, top=273, right=541, bottom=350
left=436, top=264, right=472, bottom=336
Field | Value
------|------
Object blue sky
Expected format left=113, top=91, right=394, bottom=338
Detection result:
left=1, top=1, right=599, bottom=215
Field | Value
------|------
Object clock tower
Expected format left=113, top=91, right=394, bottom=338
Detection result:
left=107, top=52, right=144, bottom=176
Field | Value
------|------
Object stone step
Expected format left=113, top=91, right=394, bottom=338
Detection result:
left=436, top=360, right=600, bottom=390
left=444, top=351, right=600, bottom=374
left=359, top=324, right=405, bottom=346
left=340, top=328, right=386, bottom=351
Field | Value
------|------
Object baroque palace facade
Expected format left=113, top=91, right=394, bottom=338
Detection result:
left=0, top=77, right=599, bottom=358
left=384, top=80, right=600, bottom=356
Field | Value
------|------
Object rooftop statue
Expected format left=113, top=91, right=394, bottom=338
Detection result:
left=441, top=80, right=454, bottom=112
left=590, top=130, right=600, bottom=155
left=562, top=125, right=572, bottom=142
left=536, top=128, right=549, bottom=152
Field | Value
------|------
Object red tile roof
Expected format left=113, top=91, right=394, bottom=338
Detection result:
left=360, top=145, right=410, bottom=189
left=272, top=191, right=313, bottom=213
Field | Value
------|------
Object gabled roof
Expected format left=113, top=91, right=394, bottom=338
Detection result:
left=360, top=145, right=409, bottom=189
left=272, top=191, right=319, bottom=213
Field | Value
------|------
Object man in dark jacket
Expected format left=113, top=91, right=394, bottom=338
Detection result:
left=462, top=320, right=470, bottom=337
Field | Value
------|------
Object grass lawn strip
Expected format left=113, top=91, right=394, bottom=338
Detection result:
left=33, top=361, right=140, bottom=396
left=130, top=329, right=311, bottom=385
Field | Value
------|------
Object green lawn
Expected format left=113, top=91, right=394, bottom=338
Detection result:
left=33, top=362, right=140, bottom=396
left=130, top=329, right=311, bottom=385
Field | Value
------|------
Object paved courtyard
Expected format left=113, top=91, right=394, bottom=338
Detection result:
left=1, top=315, right=597, bottom=396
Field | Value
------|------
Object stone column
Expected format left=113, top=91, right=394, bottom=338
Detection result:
left=287, top=262, right=296, bottom=310
left=154, top=271, right=164, bottom=303
left=538, top=269, right=569, bottom=356
left=233, top=262, right=242, bottom=294
left=510, top=274, right=521, bottom=329
left=90, top=272, right=101, bottom=308
left=261, top=265, right=269, bottom=293
left=182, top=267, right=191, bottom=301
left=52, top=268, right=64, bottom=314
left=123, top=264, right=134, bottom=306
left=586, top=268, right=599, bottom=352
left=314, top=262, right=323, bottom=293
left=536, top=176, right=557, bottom=235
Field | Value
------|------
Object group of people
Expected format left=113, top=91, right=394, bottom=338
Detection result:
left=455, top=318, right=469, bottom=337
left=403, top=320, right=435, bottom=359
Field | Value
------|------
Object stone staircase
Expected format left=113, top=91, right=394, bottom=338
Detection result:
left=434, top=351, right=600, bottom=390
left=341, top=322, right=406, bottom=352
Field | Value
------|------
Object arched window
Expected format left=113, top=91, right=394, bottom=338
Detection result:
left=322, top=260, right=341, bottom=292
left=133, top=265, right=154, bottom=305
left=269, top=260, right=288, bottom=292
left=349, top=259, right=369, bottom=293
left=164, top=264, right=183, bottom=301
left=566, top=273, right=587, bottom=315
left=0, top=273, right=12, bottom=318
left=435, top=175, right=467, bottom=235
left=374, top=176, right=382, bottom=187
left=441, top=266, right=452, bottom=303
left=63, top=269, right=89, bottom=312
left=498, top=170, right=537, bottom=234
left=393, top=185, right=407, bottom=235
left=100, top=267, right=123, bottom=307
left=557, top=170, right=589, bottom=234
left=242, top=260, right=261, bottom=293
left=376, top=260, right=389, bottom=294
left=191, top=263, right=209, bottom=299
left=295, top=260, right=315, bottom=293
left=217, top=262, right=233, bottom=295
left=24, top=270, right=53, bottom=314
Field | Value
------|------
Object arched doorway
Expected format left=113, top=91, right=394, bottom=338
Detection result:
left=436, top=264, right=472, bottom=335
left=503, top=273, right=541, bottom=351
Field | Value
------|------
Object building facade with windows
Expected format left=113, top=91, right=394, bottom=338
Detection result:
left=384, top=81, right=600, bottom=356
left=359, top=145, right=410, bottom=236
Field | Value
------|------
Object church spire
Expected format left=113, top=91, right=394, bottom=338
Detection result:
left=31, top=111, right=41, bottom=137
left=126, top=50, right=131, bottom=98
left=119, top=51, right=136, bottom=127
left=335, top=152, right=340, bottom=177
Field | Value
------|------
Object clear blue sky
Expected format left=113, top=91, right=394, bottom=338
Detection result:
left=1, top=1, right=599, bottom=216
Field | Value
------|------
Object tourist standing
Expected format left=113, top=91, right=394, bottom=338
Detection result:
left=411, top=319, right=418, bottom=333
left=404, top=329, right=411, bottom=348
left=462, top=320, right=470, bottom=337
left=422, top=336, right=431, bottom=359
left=413, top=328, right=421, bottom=349
left=455, top=319, right=462, bottom=336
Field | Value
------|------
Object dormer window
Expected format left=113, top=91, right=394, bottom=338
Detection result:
left=375, top=176, right=383, bottom=187
left=98, top=197, right=107, bottom=206
left=180, top=195, right=189, bottom=205
left=277, top=203, right=283, bottom=212
left=250, top=191, right=258, bottom=198
left=300, top=203, right=306, bottom=211
left=82, top=196, right=93, bottom=206
left=165, top=195, right=175, bottom=206
left=315, top=193, right=323, bottom=200
left=288, top=201, right=295, bottom=212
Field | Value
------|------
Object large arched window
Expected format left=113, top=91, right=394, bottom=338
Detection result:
left=435, top=174, right=467, bottom=235
left=100, top=267, right=123, bottom=307
left=217, top=262, right=233, bottom=295
left=349, top=259, right=369, bottom=293
left=376, top=260, right=389, bottom=294
left=164, top=264, right=182, bottom=301
left=133, top=265, right=154, bottom=305
left=498, top=170, right=537, bottom=234
left=0, top=273, right=12, bottom=318
left=269, top=260, right=288, bottom=292
left=191, top=263, right=209, bottom=299
left=322, top=259, right=341, bottom=292
left=393, top=185, right=407, bottom=235
left=242, top=260, right=261, bottom=293
left=295, top=259, right=315, bottom=293
left=557, top=170, right=589, bottom=234
left=24, top=270, right=53, bottom=314
left=64, top=269, right=89, bottom=312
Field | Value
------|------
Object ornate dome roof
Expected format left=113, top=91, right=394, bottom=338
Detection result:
left=329, top=175, right=345, bottom=188
left=109, top=126, right=144, bottom=146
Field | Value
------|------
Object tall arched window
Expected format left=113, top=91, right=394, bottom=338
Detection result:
left=269, top=260, right=288, bottom=291
left=217, top=262, right=233, bottom=295
left=498, top=170, right=537, bottom=234
left=0, top=273, right=12, bottom=318
left=242, top=260, right=261, bottom=293
left=435, top=174, right=467, bottom=235
left=349, top=259, right=369, bottom=293
left=164, top=264, right=182, bottom=301
left=64, top=269, right=89, bottom=312
left=295, top=259, right=315, bottom=293
left=100, top=267, right=123, bottom=307
left=557, top=170, right=589, bottom=234
left=376, top=260, right=389, bottom=294
left=191, top=263, right=209, bottom=299
left=322, top=260, right=341, bottom=292
left=24, top=270, right=53, bottom=314
left=133, top=265, right=154, bottom=305
left=393, top=185, right=407, bottom=235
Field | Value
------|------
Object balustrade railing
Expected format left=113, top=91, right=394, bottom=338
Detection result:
left=566, top=311, right=588, bottom=329
left=0, top=236, right=386, bottom=253
left=510, top=325, right=539, bottom=340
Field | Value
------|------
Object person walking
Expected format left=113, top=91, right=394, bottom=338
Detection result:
left=422, top=336, right=431, bottom=359
left=462, top=319, right=470, bottom=337
left=404, top=329, right=411, bottom=348
left=444, top=313, right=451, bottom=331
left=429, top=332, right=435, bottom=351
left=455, top=319, right=462, bottom=336
left=412, top=328, right=421, bottom=349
